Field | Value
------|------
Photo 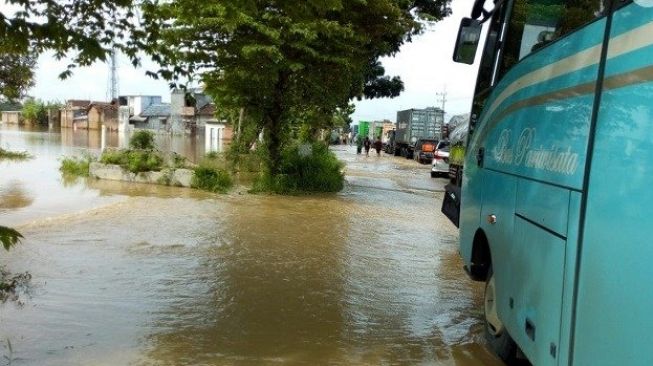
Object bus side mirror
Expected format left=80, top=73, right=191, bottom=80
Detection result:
left=453, top=18, right=482, bottom=65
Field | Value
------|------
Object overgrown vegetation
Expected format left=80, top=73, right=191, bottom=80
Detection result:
left=187, top=152, right=232, bottom=193
left=95, top=131, right=165, bottom=173
left=100, top=149, right=164, bottom=173
left=129, top=130, right=156, bottom=150
left=191, top=166, right=233, bottom=193
left=21, top=99, right=61, bottom=125
left=253, top=142, right=344, bottom=194
left=0, top=148, right=31, bottom=161
left=59, top=155, right=93, bottom=177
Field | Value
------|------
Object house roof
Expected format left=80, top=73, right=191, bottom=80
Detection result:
left=141, top=103, right=171, bottom=117
left=67, top=100, right=91, bottom=108
left=88, top=102, right=118, bottom=112
left=197, top=103, right=216, bottom=117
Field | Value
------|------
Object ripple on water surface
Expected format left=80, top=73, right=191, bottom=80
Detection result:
left=1, top=128, right=500, bottom=365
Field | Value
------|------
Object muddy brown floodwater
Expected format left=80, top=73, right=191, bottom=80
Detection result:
left=0, top=125, right=503, bottom=365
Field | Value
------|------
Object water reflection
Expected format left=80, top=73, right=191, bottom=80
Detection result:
left=0, top=125, right=222, bottom=225
left=1, top=124, right=217, bottom=163
left=1, top=126, right=503, bottom=366
left=136, top=190, right=501, bottom=365
left=0, top=181, right=34, bottom=210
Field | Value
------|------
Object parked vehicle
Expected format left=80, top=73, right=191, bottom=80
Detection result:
left=390, top=108, right=443, bottom=157
left=430, top=141, right=450, bottom=177
left=413, top=138, right=438, bottom=163
left=445, top=0, right=653, bottom=365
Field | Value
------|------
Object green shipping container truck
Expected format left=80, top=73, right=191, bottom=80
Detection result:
left=358, top=121, right=370, bottom=139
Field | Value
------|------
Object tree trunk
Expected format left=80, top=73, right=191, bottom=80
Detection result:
left=237, top=108, right=244, bottom=145
left=264, top=111, right=283, bottom=175
left=263, top=72, right=288, bottom=176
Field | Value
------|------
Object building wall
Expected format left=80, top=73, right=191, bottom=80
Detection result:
left=88, top=108, right=102, bottom=130
left=124, top=96, right=162, bottom=117
left=1, top=111, right=21, bottom=124
left=170, top=90, right=186, bottom=134
left=61, top=109, right=74, bottom=128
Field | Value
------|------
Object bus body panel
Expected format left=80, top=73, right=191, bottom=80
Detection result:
left=573, top=5, right=653, bottom=365
left=510, top=215, right=566, bottom=365
left=479, top=170, right=517, bottom=316
left=459, top=2, right=608, bottom=365
left=558, top=191, right=582, bottom=366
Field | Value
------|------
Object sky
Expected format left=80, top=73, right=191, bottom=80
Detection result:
left=12, top=0, right=481, bottom=124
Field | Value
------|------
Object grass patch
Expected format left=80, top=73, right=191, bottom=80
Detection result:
left=253, top=142, right=344, bottom=194
left=59, top=155, right=93, bottom=177
left=0, top=147, right=31, bottom=161
left=99, top=149, right=164, bottom=173
left=191, top=166, right=233, bottom=193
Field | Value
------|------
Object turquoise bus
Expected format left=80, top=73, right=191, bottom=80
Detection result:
left=449, top=0, right=653, bottom=364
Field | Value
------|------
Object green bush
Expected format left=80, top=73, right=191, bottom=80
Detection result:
left=59, top=155, right=92, bottom=177
left=171, top=153, right=187, bottom=169
left=99, top=149, right=164, bottom=173
left=191, top=166, right=233, bottom=193
left=205, top=151, right=220, bottom=160
left=129, top=130, right=156, bottom=150
left=99, top=149, right=128, bottom=165
left=125, top=150, right=163, bottom=173
left=253, top=142, right=344, bottom=194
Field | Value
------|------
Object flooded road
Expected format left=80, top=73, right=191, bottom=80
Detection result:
left=0, top=126, right=502, bottom=365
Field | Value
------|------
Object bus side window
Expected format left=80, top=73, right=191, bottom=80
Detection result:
left=498, top=0, right=606, bottom=78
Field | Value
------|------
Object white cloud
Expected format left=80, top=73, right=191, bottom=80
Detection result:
left=31, top=52, right=172, bottom=103
left=352, top=0, right=481, bottom=124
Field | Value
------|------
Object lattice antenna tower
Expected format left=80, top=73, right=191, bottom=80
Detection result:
left=106, top=6, right=119, bottom=102
left=109, top=47, right=118, bottom=101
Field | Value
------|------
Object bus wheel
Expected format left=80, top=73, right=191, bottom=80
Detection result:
left=484, top=265, right=517, bottom=363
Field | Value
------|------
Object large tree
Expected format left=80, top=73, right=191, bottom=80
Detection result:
left=142, top=0, right=451, bottom=174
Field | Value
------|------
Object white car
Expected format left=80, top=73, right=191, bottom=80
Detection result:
left=430, top=143, right=450, bottom=178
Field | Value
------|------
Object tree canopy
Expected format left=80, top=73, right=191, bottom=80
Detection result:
left=0, top=0, right=143, bottom=78
left=0, top=43, right=36, bottom=101
left=142, top=0, right=451, bottom=173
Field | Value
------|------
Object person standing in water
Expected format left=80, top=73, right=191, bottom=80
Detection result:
left=356, top=134, right=363, bottom=154
left=363, top=136, right=371, bottom=157
left=374, top=136, right=383, bottom=156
